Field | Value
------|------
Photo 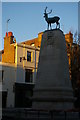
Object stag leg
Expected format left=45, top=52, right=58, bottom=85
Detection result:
left=57, top=22, right=60, bottom=29
left=59, top=23, right=60, bottom=28
left=56, top=24, right=57, bottom=29
left=50, top=23, right=52, bottom=29
left=47, top=24, right=49, bottom=30
left=56, top=22, right=60, bottom=29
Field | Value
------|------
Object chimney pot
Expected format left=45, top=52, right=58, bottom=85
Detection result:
left=8, top=32, right=13, bottom=37
left=6, top=32, right=7, bottom=37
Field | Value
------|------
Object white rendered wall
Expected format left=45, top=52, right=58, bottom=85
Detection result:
left=16, top=44, right=40, bottom=83
left=2, top=64, right=16, bottom=107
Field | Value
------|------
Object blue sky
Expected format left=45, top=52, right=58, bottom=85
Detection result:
left=78, top=1, right=80, bottom=34
left=2, top=2, right=78, bottom=50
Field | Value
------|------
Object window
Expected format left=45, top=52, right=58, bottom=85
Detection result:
left=68, top=43, right=70, bottom=47
left=25, top=69, right=33, bottom=83
left=20, top=57, right=22, bottom=62
left=0, top=70, right=4, bottom=82
left=27, top=51, right=31, bottom=62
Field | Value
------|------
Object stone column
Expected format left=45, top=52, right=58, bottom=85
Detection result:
left=32, top=29, right=74, bottom=110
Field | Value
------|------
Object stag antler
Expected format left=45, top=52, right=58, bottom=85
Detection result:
left=44, top=7, right=52, bottom=14
left=47, top=9, right=52, bottom=14
left=44, top=7, right=47, bottom=13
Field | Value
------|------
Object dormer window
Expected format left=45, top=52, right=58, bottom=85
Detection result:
left=31, top=43, right=35, bottom=46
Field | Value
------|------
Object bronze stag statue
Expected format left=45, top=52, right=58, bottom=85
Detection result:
left=44, top=7, right=60, bottom=30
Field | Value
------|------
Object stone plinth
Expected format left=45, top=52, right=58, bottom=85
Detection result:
left=32, top=29, right=74, bottom=110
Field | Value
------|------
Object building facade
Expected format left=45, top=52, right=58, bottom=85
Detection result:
left=1, top=32, right=40, bottom=108
left=65, top=32, right=80, bottom=89
left=1, top=31, right=80, bottom=108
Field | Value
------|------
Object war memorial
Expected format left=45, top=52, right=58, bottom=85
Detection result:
left=2, top=7, right=80, bottom=120
left=32, top=28, right=74, bottom=110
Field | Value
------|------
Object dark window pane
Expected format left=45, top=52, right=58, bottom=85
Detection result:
left=27, top=51, right=31, bottom=62
left=20, top=57, right=22, bottom=62
left=25, top=69, right=33, bottom=83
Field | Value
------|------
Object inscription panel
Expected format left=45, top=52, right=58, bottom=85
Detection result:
left=47, top=32, right=54, bottom=47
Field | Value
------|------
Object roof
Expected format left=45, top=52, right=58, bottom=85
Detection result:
left=21, top=37, right=41, bottom=48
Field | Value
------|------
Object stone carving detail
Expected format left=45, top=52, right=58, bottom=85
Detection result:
left=46, top=32, right=54, bottom=46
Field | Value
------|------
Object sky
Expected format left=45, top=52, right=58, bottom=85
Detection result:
left=1, top=2, right=78, bottom=50
left=78, top=1, right=80, bottom=34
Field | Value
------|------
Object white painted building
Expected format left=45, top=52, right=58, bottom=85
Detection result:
left=1, top=42, right=40, bottom=108
left=14, top=43, right=40, bottom=83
